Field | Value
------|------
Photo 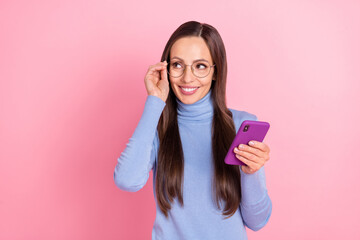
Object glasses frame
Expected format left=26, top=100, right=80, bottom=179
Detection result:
left=167, top=60, right=216, bottom=78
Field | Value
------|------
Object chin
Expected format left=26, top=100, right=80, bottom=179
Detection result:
left=177, top=93, right=203, bottom=105
left=171, top=85, right=209, bottom=104
left=180, top=98, right=196, bottom=105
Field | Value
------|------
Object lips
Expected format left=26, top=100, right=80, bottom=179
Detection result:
left=179, top=86, right=199, bottom=95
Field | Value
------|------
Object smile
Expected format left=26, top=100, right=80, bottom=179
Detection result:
left=179, top=86, right=199, bottom=95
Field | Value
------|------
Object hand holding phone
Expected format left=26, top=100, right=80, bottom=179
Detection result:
left=225, top=120, right=270, bottom=165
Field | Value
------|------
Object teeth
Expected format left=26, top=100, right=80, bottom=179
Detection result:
left=181, top=87, right=198, bottom=92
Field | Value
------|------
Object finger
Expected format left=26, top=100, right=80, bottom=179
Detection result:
left=154, top=61, right=167, bottom=68
left=249, top=140, right=270, bottom=153
left=145, top=72, right=160, bottom=84
left=152, top=71, right=160, bottom=79
left=160, top=61, right=168, bottom=82
left=235, top=150, right=261, bottom=164
left=158, top=70, right=169, bottom=92
left=148, top=61, right=168, bottom=73
left=241, top=165, right=256, bottom=174
left=236, top=154, right=260, bottom=170
left=235, top=144, right=263, bottom=158
left=150, top=61, right=167, bottom=68
left=235, top=146, right=270, bottom=164
left=234, top=147, right=263, bottom=162
left=148, top=65, right=167, bottom=74
left=241, top=165, right=249, bottom=174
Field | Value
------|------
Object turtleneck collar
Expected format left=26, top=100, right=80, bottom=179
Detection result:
left=176, top=89, right=214, bottom=122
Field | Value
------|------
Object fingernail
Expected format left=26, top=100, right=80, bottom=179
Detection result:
left=249, top=141, right=255, bottom=146
left=234, top=147, right=239, bottom=153
left=239, top=144, right=245, bottom=149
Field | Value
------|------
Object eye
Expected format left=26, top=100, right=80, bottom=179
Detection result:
left=172, top=62, right=183, bottom=69
left=195, top=63, right=207, bottom=69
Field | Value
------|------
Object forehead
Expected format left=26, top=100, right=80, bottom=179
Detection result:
left=170, top=36, right=213, bottom=63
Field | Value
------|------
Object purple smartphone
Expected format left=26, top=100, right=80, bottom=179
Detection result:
left=224, top=120, right=270, bottom=165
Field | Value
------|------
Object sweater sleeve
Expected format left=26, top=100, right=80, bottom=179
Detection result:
left=113, top=95, right=166, bottom=192
left=240, top=166, right=272, bottom=231
left=232, top=112, right=272, bottom=231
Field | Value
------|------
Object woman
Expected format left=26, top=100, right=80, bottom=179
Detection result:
left=114, top=21, right=272, bottom=240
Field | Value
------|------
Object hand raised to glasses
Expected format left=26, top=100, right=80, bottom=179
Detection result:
left=144, top=61, right=169, bottom=103
left=234, top=141, right=271, bottom=174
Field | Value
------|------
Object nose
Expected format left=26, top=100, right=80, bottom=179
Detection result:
left=182, top=65, right=195, bottom=83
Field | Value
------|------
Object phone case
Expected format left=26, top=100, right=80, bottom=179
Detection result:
left=224, top=120, right=270, bottom=165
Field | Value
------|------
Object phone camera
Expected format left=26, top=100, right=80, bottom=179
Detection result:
left=243, top=125, right=249, bottom=132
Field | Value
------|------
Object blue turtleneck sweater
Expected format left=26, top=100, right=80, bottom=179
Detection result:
left=114, top=90, right=272, bottom=240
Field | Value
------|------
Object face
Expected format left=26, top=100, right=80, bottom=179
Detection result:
left=169, top=36, right=215, bottom=105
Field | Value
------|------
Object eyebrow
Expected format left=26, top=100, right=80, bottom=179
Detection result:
left=170, top=56, right=210, bottom=63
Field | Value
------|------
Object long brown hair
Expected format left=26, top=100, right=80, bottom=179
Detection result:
left=156, top=21, right=240, bottom=218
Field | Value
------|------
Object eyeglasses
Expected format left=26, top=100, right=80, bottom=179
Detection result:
left=167, top=59, right=215, bottom=78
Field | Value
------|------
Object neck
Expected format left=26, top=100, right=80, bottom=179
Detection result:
left=176, top=90, right=214, bottom=122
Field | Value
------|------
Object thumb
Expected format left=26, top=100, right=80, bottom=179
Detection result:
left=159, top=62, right=169, bottom=88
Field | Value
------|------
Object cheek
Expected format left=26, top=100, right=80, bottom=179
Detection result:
left=200, top=78, right=213, bottom=87
left=169, top=80, right=178, bottom=92
left=169, top=79, right=176, bottom=87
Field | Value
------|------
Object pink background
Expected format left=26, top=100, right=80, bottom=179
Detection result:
left=1, top=0, right=359, bottom=239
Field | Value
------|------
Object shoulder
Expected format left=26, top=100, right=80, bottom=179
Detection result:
left=228, top=108, right=258, bottom=133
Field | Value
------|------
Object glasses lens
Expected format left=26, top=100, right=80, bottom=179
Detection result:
left=167, top=60, right=212, bottom=78
left=168, top=61, right=184, bottom=77
left=192, top=61, right=211, bottom=78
